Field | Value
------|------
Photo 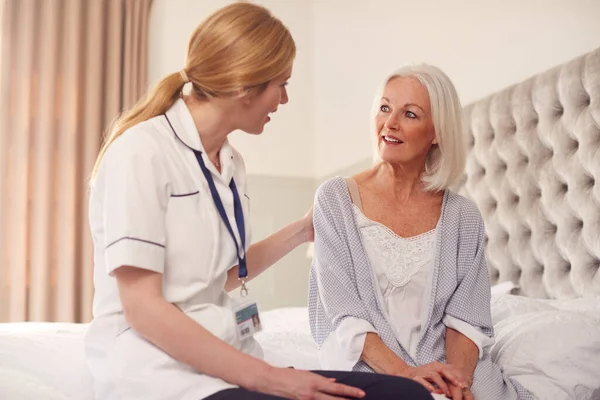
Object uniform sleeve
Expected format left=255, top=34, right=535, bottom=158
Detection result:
left=99, top=132, right=170, bottom=276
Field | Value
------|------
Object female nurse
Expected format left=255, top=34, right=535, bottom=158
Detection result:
left=85, top=3, right=433, bottom=400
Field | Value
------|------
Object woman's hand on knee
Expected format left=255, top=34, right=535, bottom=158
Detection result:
left=400, top=362, right=470, bottom=398
left=448, top=382, right=475, bottom=400
left=254, top=367, right=365, bottom=400
left=401, top=365, right=450, bottom=398
left=424, top=362, right=471, bottom=388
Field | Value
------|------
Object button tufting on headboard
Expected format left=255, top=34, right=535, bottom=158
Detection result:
left=554, top=104, right=564, bottom=117
left=457, top=47, right=600, bottom=299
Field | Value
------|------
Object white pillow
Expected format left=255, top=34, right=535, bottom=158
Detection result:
left=490, top=294, right=558, bottom=325
left=491, top=310, right=600, bottom=400
left=542, top=297, right=600, bottom=319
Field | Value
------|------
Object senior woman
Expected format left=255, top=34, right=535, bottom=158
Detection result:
left=307, top=64, right=533, bottom=400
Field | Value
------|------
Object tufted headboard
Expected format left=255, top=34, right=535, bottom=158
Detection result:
left=458, top=47, right=600, bottom=299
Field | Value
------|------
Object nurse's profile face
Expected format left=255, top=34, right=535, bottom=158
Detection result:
left=238, top=65, right=292, bottom=135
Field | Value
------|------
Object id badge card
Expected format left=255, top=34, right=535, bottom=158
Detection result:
left=232, top=297, right=262, bottom=341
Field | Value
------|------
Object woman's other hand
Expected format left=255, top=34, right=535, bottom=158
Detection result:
left=447, top=382, right=474, bottom=400
left=401, top=362, right=471, bottom=398
left=255, top=366, right=365, bottom=400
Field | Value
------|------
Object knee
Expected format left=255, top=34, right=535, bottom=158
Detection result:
left=368, top=375, right=432, bottom=400
left=397, top=378, right=432, bottom=399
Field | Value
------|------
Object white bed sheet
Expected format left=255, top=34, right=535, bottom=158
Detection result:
left=256, top=307, right=320, bottom=370
left=0, top=307, right=320, bottom=400
left=0, top=322, right=92, bottom=400
left=0, top=298, right=599, bottom=400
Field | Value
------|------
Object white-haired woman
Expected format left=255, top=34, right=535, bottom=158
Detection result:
left=308, top=65, right=533, bottom=400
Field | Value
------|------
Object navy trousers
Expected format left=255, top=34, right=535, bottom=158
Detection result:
left=205, top=370, right=432, bottom=399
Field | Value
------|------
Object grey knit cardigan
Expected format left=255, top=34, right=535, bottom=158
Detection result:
left=307, top=177, right=533, bottom=400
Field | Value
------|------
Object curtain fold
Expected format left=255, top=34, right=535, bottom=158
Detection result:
left=0, top=0, right=152, bottom=323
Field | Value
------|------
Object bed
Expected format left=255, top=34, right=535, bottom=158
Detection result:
left=1, top=48, right=599, bottom=400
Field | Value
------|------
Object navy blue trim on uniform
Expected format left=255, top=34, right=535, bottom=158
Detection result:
left=164, top=111, right=197, bottom=152
left=106, top=237, right=165, bottom=250
left=170, top=191, right=200, bottom=197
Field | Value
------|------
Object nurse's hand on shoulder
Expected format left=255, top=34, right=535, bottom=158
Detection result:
left=302, top=206, right=314, bottom=242
left=256, top=367, right=365, bottom=400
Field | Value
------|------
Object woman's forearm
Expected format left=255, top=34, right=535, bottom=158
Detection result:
left=445, top=327, right=479, bottom=379
left=361, top=332, right=410, bottom=376
left=225, top=218, right=310, bottom=291
left=126, top=294, right=271, bottom=391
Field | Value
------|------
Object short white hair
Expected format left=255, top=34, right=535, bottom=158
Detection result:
left=371, top=64, right=467, bottom=192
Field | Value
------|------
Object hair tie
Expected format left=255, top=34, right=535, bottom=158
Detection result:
left=179, top=69, right=190, bottom=84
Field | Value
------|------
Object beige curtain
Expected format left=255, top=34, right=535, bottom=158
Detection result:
left=0, top=0, right=152, bottom=323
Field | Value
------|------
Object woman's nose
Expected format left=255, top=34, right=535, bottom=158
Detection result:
left=384, top=112, right=400, bottom=131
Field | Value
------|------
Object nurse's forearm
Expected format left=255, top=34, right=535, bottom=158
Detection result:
left=137, top=297, right=270, bottom=389
left=116, top=267, right=272, bottom=391
left=225, top=217, right=310, bottom=291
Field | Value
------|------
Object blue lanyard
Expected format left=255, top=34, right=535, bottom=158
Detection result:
left=163, top=114, right=249, bottom=294
left=193, top=151, right=248, bottom=280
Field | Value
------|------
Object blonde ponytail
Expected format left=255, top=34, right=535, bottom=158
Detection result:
left=91, top=72, right=186, bottom=179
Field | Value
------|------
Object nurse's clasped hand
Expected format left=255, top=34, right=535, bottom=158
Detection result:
left=252, top=366, right=366, bottom=400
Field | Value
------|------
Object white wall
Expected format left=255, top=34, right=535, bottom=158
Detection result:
left=313, top=0, right=600, bottom=177
left=230, top=175, right=315, bottom=311
left=149, top=0, right=600, bottom=179
left=148, top=0, right=316, bottom=178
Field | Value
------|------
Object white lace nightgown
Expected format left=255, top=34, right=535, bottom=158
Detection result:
left=330, top=205, right=494, bottom=363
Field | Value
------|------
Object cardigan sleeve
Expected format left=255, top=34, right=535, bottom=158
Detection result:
left=309, top=180, right=378, bottom=369
left=443, top=201, right=495, bottom=340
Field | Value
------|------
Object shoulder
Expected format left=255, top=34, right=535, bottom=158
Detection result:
left=106, top=119, right=169, bottom=161
left=444, top=191, right=487, bottom=248
left=446, top=191, right=483, bottom=221
left=99, top=119, right=171, bottom=183
left=315, top=176, right=350, bottom=202
left=313, top=177, right=356, bottom=216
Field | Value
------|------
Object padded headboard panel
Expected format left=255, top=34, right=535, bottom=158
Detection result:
left=458, top=48, right=600, bottom=299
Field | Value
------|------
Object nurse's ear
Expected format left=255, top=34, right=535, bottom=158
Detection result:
left=235, top=88, right=254, bottom=106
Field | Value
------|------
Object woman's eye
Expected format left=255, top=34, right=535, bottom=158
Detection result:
left=380, top=105, right=390, bottom=112
left=405, top=111, right=417, bottom=118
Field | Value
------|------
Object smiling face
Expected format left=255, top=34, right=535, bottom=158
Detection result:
left=375, top=76, right=437, bottom=168
left=237, top=66, right=292, bottom=135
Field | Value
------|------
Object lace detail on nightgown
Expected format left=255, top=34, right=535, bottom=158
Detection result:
left=353, top=205, right=436, bottom=288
